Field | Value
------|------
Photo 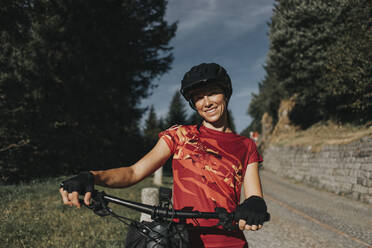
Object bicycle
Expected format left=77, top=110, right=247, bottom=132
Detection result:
left=82, top=187, right=270, bottom=248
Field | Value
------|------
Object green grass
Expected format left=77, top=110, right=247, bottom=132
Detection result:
left=0, top=175, right=172, bottom=248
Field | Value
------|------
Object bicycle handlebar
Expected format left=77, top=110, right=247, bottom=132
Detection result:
left=85, top=190, right=270, bottom=231
left=87, top=190, right=229, bottom=219
left=85, top=190, right=238, bottom=230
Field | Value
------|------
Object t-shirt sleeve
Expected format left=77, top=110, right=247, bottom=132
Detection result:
left=158, top=125, right=182, bottom=154
left=246, top=139, right=263, bottom=165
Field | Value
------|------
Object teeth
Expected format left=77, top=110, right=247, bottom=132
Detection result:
left=206, top=109, right=216, bottom=113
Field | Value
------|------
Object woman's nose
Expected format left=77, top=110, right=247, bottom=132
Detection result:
left=203, top=95, right=212, bottom=106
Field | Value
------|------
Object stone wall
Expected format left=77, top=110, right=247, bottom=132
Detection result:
left=263, top=136, right=372, bottom=204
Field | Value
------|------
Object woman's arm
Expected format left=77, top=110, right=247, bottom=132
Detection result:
left=238, top=162, right=264, bottom=231
left=60, top=138, right=171, bottom=208
left=243, top=162, right=263, bottom=198
left=91, top=138, right=172, bottom=187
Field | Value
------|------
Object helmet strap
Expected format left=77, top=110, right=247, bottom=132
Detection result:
left=189, top=99, right=196, bottom=110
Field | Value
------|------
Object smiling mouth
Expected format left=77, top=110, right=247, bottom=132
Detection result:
left=205, top=108, right=217, bottom=114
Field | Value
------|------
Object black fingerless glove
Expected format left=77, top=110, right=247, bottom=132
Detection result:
left=60, top=171, right=94, bottom=195
left=234, top=196, right=270, bottom=225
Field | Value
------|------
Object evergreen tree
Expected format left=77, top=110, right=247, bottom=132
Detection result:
left=158, top=117, right=166, bottom=131
left=165, top=91, right=188, bottom=128
left=187, top=112, right=202, bottom=125
left=246, top=0, right=372, bottom=132
left=322, top=0, right=372, bottom=123
left=0, top=0, right=177, bottom=182
left=247, top=72, right=282, bottom=133
left=143, top=105, right=161, bottom=148
left=266, top=0, right=340, bottom=128
left=162, top=91, right=187, bottom=175
left=227, top=110, right=236, bottom=133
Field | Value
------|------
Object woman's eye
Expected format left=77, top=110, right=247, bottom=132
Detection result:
left=192, top=88, right=222, bottom=101
left=193, top=95, right=203, bottom=101
left=208, top=90, right=220, bottom=96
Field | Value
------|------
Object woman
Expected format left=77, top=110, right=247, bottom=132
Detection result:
left=60, top=63, right=269, bottom=248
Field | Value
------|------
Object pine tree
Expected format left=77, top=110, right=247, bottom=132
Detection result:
left=266, top=0, right=341, bottom=127
left=165, top=91, right=188, bottom=128
left=158, top=117, right=166, bottom=131
left=162, top=91, right=187, bottom=175
left=246, top=0, right=372, bottom=132
left=143, top=105, right=164, bottom=184
left=227, top=110, right=236, bottom=133
left=0, top=0, right=177, bottom=182
left=322, top=0, right=372, bottom=123
left=187, top=112, right=202, bottom=125
left=143, top=105, right=161, bottom=148
left=247, top=72, right=282, bottom=133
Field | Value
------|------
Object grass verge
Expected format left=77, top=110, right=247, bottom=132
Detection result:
left=0, top=175, right=172, bottom=248
left=269, top=121, right=372, bottom=152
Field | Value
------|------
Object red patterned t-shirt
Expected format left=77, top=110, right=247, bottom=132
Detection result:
left=159, top=125, right=263, bottom=248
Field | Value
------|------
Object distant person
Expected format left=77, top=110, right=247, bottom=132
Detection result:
left=60, top=63, right=269, bottom=248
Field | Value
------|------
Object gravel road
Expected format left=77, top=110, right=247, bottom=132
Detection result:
left=244, top=169, right=372, bottom=248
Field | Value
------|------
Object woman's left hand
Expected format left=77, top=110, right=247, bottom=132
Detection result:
left=234, top=195, right=269, bottom=231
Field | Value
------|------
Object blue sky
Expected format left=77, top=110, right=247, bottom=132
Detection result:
left=141, top=0, right=275, bottom=133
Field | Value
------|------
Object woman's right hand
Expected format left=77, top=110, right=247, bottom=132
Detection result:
left=59, top=171, right=95, bottom=208
left=58, top=138, right=172, bottom=209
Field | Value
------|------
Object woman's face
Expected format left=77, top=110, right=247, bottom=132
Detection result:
left=191, top=85, right=227, bottom=126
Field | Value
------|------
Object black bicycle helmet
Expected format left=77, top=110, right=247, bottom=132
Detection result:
left=180, top=63, right=232, bottom=105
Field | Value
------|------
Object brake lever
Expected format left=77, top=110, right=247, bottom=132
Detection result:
left=81, top=190, right=111, bottom=217
left=215, top=207, right=238, bottom=231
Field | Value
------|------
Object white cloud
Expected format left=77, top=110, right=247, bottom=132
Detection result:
left=223, top=4, right=274, bottom=35
left=176, top=2, right=217, bottom=32
left=168, top=1, right=274, bottom=41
